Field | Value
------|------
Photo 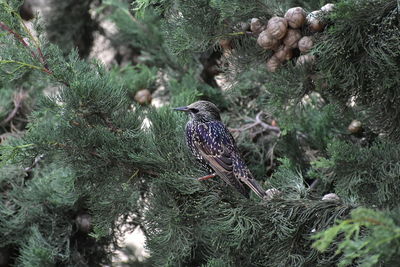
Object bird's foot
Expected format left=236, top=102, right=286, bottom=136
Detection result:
left=197, top=173, right=217, bottom=181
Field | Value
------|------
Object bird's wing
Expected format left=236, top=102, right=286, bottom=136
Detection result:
left=194, top=122, right=250, bottom=198
left=196, top=121, right=266, bottom=199
left=231, top=155, right=267, bottom=199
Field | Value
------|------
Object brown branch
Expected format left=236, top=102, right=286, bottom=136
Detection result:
left=0, top=21, right=38, bottom=59
left=36, top=45, right=50, bottom=71
left=255, top=112, right=281, bottom=134
left=98, top=112, right=119, bottom=132
left=1, top=19, right=82, bottom=89
left=197, top=173, right=217, bottom=181
left=0, top=21, right=52, bottom=75
left=230, top=112, right=281, bottom=135
left=223, top=31, right=256, bottom=37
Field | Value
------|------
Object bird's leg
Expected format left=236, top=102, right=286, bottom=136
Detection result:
left=197, top=173, right=217, bottom=181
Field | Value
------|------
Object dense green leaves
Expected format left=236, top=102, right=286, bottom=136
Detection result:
left=315, top=0, right=400, bottom=140
left=312, top=140, right=400, bottom=208
left=2, top=0, right=400, bottom=266
left=313, top=208, right=400, bottom=267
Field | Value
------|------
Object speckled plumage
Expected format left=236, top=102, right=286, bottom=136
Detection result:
left=174, top=101, right=266, bottom=199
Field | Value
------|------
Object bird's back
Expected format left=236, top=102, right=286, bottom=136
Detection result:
left=185, top=119, right=251, bottom=198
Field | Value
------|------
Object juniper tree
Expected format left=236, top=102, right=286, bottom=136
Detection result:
left=1, top=0, right=400, bottom=266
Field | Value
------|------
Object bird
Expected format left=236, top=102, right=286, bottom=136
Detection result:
left=173, top=100, right=266, bottom=199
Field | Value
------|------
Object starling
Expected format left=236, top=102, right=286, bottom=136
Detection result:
left=174, top=100, right=266, bottom=199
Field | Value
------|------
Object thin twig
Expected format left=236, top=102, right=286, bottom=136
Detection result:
left=0, top=59, right=51, bottom=74
left=0, top=20, right=52, bottom=74
left=309, top=179, right=320, bottom=191
left=255, top=112, right=280, bottom=134
left=0, top=21, right=38, bottom=60
left=225, top=31, right=254, bottom=37
left=197, top=173, right=217, bottom=181
left=1, top=1, right=49, bottom=67
left=231, top=121, right=258, bottom=132
left=230, top=111, right=281, bottom=135
left=24, top=154, right=45, bottom=172
left=15, top=11, right=49, bottom=69
left=0, top=91, right=27, bottom=126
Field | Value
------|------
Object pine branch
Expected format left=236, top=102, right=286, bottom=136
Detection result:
left=0, top=1, right=52, bottom=72
left=0, top=21, right=36, bottom=58
left=0, top=20, right=52, bottom=75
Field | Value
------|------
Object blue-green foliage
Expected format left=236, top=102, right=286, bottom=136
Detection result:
left=0, top=163, right=76, bottom=265
left=104, top=0, right=185, bottom=70
left=315, top=0, right=400, bottom=140
left=0, top=87, right=13, bottom=121
left=268, top=158, right=306, bottom=198
left=312, top=140, right=400, bottom=209
left=132, top=0, right=400, bottom=265
left=17, top=227, right=59, bottom=267
left=109, top=64, right=158, bottom=97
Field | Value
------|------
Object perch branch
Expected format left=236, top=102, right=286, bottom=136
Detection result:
left=197, top=173, right=217, bottom=181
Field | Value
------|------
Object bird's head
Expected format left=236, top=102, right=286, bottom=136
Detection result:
left=173, top=100, right=221, bottom=122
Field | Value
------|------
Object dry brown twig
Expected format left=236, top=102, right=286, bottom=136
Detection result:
left=229, top=111, right=281, bottom=135
left=229, top=111, right=281, bottom=172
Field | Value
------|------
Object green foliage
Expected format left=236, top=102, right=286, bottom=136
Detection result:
left=104, top=0, right=226, bottom=104
left=2, top=0, right=400, bottom=266
left=148, top=0, right=267, bottom=63
left=109, top=64, right=158, bottom=97
left=1, top=2, right=150, bottom=264
left=168, top=71, right=225, bottom=107
left=135, top=0, right=336, bottom=61
left=145, top=191, right=352, bottom=266
left=315, top=0, right=400, bottom=140
left=313, top=207, right=400, bottom=267
left=268, top=158, right=307, bottom=198
left=312, top=140, right=400, bottom=208
left=17, top=227, right=58, bottom=267
left=104, top=0, right=185, bottom=70
left=0, top=141, right=34, bottom=167
left=272, top=93, right=349, bottom=168
left=202, top=258, right=232, bottom=267
left=0, top=162, right=78, bottom=265
left=0, top=20, right=45, bottom=79
left=0, top=87, right=14, bottom=121
left=24, top=164, right=78, bottom=208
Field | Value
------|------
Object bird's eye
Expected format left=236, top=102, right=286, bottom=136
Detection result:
left=190, top=108, right=199, bottom=114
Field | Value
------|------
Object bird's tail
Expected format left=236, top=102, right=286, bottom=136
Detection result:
left=245, top=178, right=266, bottom=199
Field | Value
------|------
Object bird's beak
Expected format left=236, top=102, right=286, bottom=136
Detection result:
left=172, top=106, right=190, bottom=112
